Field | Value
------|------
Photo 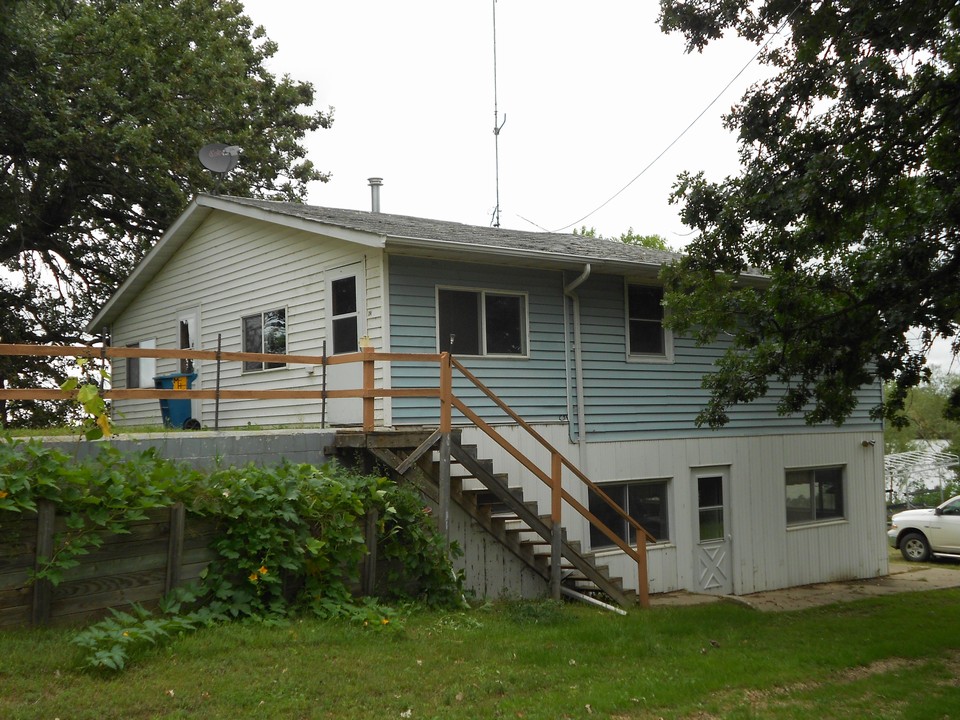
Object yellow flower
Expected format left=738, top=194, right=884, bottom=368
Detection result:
left=258, top=566, right=268, bottom=575
left=248, top=572, right=259, bottom=583
left=0, top=490, right=8, bottom=499
left=122, top=631, right=129, bottom=637
left=381, top=618, right=389, bottom=626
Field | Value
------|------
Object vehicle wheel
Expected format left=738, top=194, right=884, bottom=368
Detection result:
left=900, top=532, right=931, bottom=562
left=182, top=417, right=202, bottom=431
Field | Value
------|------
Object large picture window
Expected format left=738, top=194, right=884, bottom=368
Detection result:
left=626, top=284, right=670, bottom=359
left=588, top=480, right=669, bottom=549
left=785, top=466, right=845, bottom=525
left=437, top=288, right=527, bottom=356
left=242, top=309, right=287, bottom=372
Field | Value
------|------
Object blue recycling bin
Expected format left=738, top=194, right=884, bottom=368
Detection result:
left=153, top=372, right=198, bottom=429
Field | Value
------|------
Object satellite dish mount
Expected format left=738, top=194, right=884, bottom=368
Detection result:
left=198, top=143, right=242, bottom=194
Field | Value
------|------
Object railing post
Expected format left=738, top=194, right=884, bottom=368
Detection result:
left=362, top=346, right=375, bottom=431
left=438, top=353, right=453, bottom=540
left=550, top=451, right=562, bottom=601
left=637, top=537, right=650, bottom=608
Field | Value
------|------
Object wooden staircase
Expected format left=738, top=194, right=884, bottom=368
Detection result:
left=334, top=428, right=637, bottom=609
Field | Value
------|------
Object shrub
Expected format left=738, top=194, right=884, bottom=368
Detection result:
left=0, top=436, right=463, bottom=670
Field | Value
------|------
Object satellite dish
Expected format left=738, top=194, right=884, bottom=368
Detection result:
left=198, top=143, right=241, bottom=173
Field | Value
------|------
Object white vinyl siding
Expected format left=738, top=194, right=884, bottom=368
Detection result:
left=109, top=212, right=385, bottom=428
left=459, top=422, right=886, bottom=597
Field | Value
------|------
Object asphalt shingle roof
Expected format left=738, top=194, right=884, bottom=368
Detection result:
left=218, top=194, right=682, bottom=268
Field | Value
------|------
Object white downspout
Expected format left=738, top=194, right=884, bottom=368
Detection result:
left=563, top=264, right=591, bottom=445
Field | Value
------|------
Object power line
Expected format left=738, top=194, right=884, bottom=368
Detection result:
left=548, top=7, right=800, bottom=234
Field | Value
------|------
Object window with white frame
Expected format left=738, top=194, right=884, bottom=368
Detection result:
left=242, top=309, right=287, bottom=372
left=588, top=479, right=669, bottom=549
left=626, top=283, right=670, bottom=358
left=437, top=288, right=527, bottom=356
left=785, top=466, right=845, bottom=525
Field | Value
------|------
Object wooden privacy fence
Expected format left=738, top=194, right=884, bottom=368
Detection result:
left=0, top=502, right=390, bottom=628
left=0, top=343, right=654, bottom=606
left=0, top=502, right=217, bottom=628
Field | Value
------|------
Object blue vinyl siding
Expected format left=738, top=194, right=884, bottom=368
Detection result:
left=576, top=273, right=881, bottom=439
left=387, top=256, right=883, bottom=437
left=389, top=256, right=568, bottom=425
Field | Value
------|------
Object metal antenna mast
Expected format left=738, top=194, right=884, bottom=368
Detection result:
left=491, top=0, right=506, bottom=228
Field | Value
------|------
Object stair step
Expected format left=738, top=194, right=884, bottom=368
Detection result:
left=337, top=430, right=639, bottom=609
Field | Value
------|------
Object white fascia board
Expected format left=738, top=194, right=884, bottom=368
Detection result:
left=196, top=196, right=385, bottom=249
left=87, top=199, right=213, bottom=332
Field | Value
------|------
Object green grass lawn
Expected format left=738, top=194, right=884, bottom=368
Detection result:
left=3, top=589, right=960, bottom=720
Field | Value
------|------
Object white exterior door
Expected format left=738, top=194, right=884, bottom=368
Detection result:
left=177, top=308, right=201, bottom=423
left=324, top=263, right=365, bottom=425
left=693, top=469, right=733, bottom=595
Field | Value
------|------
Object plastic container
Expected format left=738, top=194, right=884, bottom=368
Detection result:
left=153, top=372, right=199, bottom=429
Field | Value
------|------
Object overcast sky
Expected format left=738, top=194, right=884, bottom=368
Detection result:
left=239, top=1, right=956, bottom=372
left=240, top=0, right=769, bottom=245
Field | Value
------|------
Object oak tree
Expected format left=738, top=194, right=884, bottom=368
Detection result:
left=1, top=0, right=332, bottom=425
left=658, top=0, right=960, bottom=427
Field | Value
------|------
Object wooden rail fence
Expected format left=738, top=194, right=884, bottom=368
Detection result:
left=0, top=343, right=654, bottom=607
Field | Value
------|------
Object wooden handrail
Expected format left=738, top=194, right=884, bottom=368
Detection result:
left=0, top=342, right=651, bottom=605
left=451, top=358, right=655, bottom=543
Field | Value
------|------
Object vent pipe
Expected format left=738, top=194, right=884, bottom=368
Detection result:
left=368, top=177, right=383, bottom=212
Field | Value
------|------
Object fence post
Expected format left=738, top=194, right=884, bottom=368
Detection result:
left=362, top=508, right=379, bottom=595
left=214, top=334, right=222, bottom=431
left=550, top=452, right=562, bottom=601
left=31, top=500, right=55, bottom=626
left=165, top=503, right=186, bottom=595
left=362, top=346, right=375, bottom=431
left=321, top=340, right=327, bottom=429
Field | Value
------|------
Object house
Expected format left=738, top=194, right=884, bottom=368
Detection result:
left=88, top=193, right=888, bottom=600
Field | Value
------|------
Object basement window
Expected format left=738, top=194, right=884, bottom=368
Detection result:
left=437, top=288, right=527, bottom=357
left=785, top=466, right=845, bottom=525
left=242, top=309, right=287, bottom=372
left=588, top=479, right=669, bottom=549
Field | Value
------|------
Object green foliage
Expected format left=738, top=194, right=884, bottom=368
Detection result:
left=0, top=0, right=334, bottom=424
left=0, top=438, right=190, bottom=584
left=573, top=226, right=672, bottom=251
left=188, top=461, right=463, bottom=621
left=884, top=372, right=960, bottom=454
left=72, top=602, right=215, bottom=672
left=618, top=228, right=671, bottom=251
left=0, top=437, right=462, bottom=670
left=658, top=1, right=960, bottom=426
left=58, top=358, right=113, bottom=440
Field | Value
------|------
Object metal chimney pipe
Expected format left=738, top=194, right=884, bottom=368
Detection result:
left=368, top=177, right=383, bottom=212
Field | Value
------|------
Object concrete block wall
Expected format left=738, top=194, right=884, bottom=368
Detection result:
left=38, top=429, right=337, bottom=470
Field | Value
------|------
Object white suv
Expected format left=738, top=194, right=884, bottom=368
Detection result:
left=888, top=495, right=960, bottom=562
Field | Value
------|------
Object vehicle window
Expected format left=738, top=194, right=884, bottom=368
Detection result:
left=941, top=499, right=960, bottom=516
